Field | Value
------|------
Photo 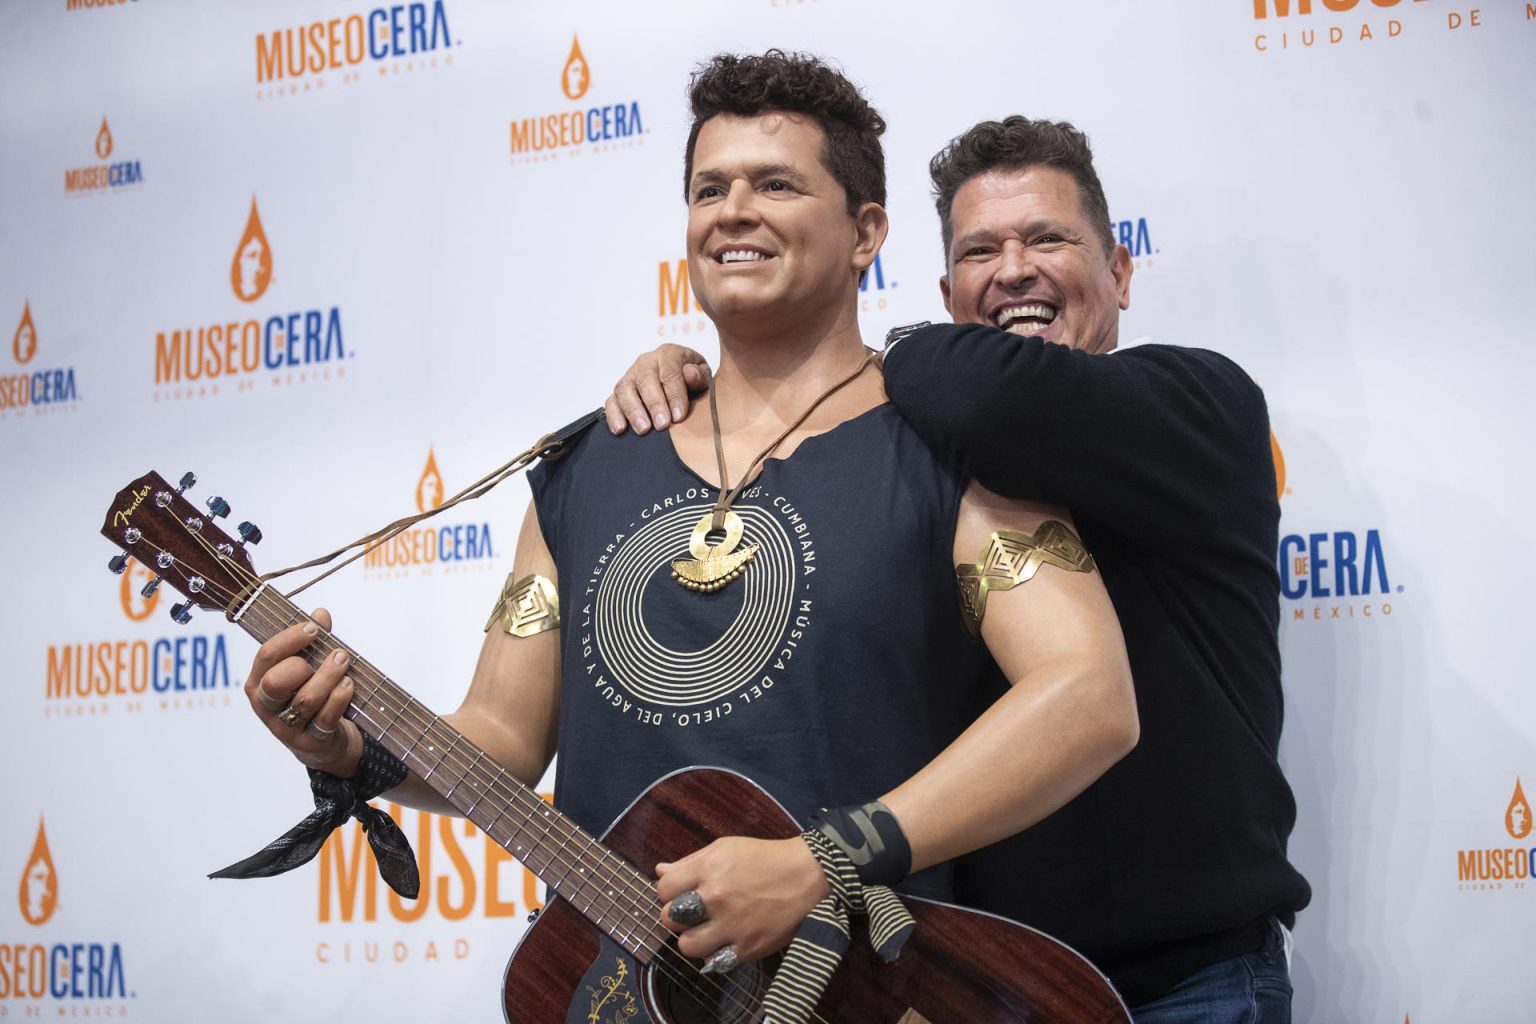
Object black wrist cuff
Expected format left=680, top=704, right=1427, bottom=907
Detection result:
left=810, top=800, right=912, bottom=887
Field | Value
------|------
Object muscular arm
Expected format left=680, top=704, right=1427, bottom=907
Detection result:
left=244, top=501, right=562, bottom=817
left=881, top=482, right=1137, bottom=872
left=883, top=323, right=1277, bottom=547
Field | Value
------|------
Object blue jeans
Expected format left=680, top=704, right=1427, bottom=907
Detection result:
left=1130, top=920, right=1293, bottom=1024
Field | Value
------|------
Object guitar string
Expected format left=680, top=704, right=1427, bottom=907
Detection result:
left=166, top=525, right=676, bottom=948
left=228, top=585, right=813, bottom=1023
left=141, top=517, right=826, bottom=1023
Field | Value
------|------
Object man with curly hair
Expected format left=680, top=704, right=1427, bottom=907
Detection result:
left=609, top=115, right=1310, bottom=1023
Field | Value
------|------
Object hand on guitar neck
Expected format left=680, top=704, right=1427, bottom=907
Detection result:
left=243, top=607, right=364, bottom=778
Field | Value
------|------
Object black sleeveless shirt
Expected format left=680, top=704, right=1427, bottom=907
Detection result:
left=528, top=404, right=984, bottom=898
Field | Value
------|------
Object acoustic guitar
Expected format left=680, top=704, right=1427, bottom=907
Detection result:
left=100, top=469, right=1130, bottom=1024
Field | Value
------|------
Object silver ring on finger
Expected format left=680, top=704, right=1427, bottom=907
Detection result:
left=307, top=721, right=337, bottom=740
left=278, top=701, right=306, bottom=727
left=255, top=682, right=286, bottom=713
left=668, top=890, right=707, bottom=928
left=700, top=945, right=739, bottom=975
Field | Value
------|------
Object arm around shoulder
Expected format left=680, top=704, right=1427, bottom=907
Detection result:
left=884, top=323, right=1275, bottom=545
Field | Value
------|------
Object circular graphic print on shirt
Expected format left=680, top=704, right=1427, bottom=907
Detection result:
left=593, top=501, right=798, bottom=709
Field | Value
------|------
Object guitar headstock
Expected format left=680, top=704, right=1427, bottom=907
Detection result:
left=100, top=471, right=261, bottom=624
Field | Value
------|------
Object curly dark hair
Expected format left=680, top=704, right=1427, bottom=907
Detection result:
left=683, top=51, right=886, bottom=216
left=929, top=116, right=1114, bottom=263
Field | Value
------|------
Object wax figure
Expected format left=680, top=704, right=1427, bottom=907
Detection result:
left=605, top=116, right=1311, bottom=1021
left=235, top=55, right=1135, bottom=1009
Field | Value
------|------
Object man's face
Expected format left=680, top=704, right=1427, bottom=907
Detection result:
left=940, top=165, right=1132, bottom=354
left=686, top=113, right=877, bottom=330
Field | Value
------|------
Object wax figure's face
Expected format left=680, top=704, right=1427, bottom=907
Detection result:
left=686, top=113, right=878, bottom=329
left=940, top=165, right=1131, bottom=355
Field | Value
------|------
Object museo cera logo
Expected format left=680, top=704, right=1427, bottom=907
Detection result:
left=17, top=819, right=58, bottom=927
left=2, top=302, right=79, bottom=412
left=509, top=33, right=644, bottom=157
left=153, top=197, right=347, bottom=387
left=255, top=1, right=455, bottom=83
left=364, top=449, right=494, bottom=570
left=317, top=803, right=549, bottom=924
left=1456, top=777, right=1536, bottom=889
left=64, top=116, right=143, bottom=194
left=231, top=199, right=273, bottom=303
left=560, top=35, right=590, bottom=100
left=2, top=819, right=131, bottom=1002
left=12, top=302, right=37, bottom=366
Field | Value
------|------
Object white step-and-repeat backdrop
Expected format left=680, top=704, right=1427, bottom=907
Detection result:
left=3, top=1, right=1533, bottom=1021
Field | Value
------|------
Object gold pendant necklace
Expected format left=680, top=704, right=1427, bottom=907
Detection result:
left=671, top=353, right=875, bottom=593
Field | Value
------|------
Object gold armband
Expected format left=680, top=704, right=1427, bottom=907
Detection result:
left=484, top=573, right=560, bottom=637
left=955, top=521, right=1097, bottom=635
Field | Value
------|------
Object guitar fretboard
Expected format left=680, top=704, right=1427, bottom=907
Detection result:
left=234, top=584, right=669, bottom=962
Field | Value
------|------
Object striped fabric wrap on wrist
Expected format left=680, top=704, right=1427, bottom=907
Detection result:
left=810, top=800, right=912, bottom=887
left=760, top=803, right=916, bottom=1024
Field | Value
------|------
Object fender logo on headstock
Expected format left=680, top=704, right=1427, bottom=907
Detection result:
left=112, top=484, right=152, bottom=528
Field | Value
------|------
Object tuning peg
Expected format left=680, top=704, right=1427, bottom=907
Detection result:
left=177, top=472, right=196, bottom=494
left=205, top=495, right=231, bottom=519
left=237, top=521, right=263, bottom=547
left=141, top=576, right=161, bottom=599
left=108, top=552, right=130, bottom=574
left=170, top=600, right=193, bottom=625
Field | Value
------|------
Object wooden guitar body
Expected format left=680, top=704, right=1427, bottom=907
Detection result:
left=503, top=768, right=1129, bottom=1024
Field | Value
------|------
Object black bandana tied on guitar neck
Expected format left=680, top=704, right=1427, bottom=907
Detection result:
left=209, top=734, right=419, bottom=899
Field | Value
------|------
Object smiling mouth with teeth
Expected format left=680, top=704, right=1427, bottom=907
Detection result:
left=996, top=303, right=1057, bottom=334
left=718, top=249, right=772, bottom=264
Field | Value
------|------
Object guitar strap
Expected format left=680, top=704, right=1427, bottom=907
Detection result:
left=262, top=408, right=603, bottom=598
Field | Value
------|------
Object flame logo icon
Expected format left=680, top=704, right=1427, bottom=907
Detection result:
left=18, top=817, right=58, bottom=927
left=416, top=448, right=445, bottom=514
left=94, top=116, right=113, bottom=160
left=561, top=34, right=590, bottom=100
left=12, top=301, right=37, bottom=365
left=230, top=198, right=273, bottom=303
left=1270, top=431, right=1286, bottom=500
left=119, top=557, right=160, bottom=622
left=1507, top=777, right=1532, bottom=840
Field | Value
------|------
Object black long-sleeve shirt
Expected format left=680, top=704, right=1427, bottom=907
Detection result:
left=884, top=323, right=1311, bottom=1006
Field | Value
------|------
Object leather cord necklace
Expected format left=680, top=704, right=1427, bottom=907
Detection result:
left=670, top=352, right=875, bottom=592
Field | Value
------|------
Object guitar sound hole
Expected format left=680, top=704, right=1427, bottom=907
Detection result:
left=644, top=952, right=777, bottom=1024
